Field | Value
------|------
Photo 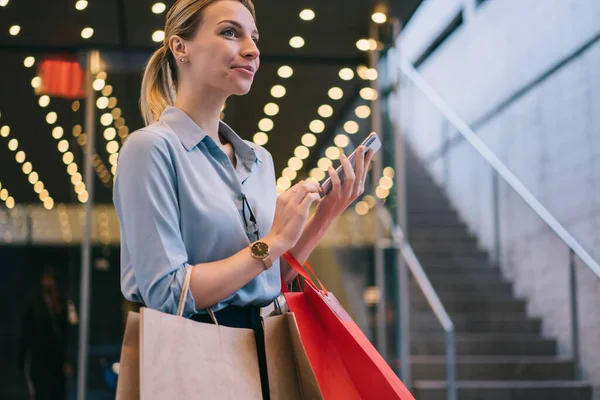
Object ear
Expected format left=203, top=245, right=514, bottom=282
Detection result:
left=169, top=35, right=188, bottom=60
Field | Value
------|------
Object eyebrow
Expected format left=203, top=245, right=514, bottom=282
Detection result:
left=218, top=20, right=259, bottom=37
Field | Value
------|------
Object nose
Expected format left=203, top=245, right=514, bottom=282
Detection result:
left=242, top=38, right=260, bottom=61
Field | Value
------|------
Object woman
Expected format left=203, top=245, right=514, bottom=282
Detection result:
left=113, top=0, right=374, bottom=397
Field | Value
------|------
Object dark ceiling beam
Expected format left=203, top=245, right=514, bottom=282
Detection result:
left=0, top=43, right=365, bottom=66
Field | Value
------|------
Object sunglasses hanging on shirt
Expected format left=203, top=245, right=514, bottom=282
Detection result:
left=240, top=193, right=261, bottom=242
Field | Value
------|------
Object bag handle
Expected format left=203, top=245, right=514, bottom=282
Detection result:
left=177, top=266, right=219, bottom=325
left=281, top=252, right=328, bottom=295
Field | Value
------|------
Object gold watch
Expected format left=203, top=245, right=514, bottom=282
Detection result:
left=249, top=241, right=273, bottom=270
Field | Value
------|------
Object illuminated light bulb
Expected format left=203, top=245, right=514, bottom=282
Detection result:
left=100, top=113, right=113, bottom=126
left=46, top=112, right=57, bottom=124
left=22, top=162, right=32, bottom=174
left=277, top=66, right=293, bottom=79
left=288, top=157, right=303, bottom=171
left=310, top=168, right=325, bottom=181
left=152, top=30, right=165, bottom=43
left=78, top=191, right=89, bottom=203
left=93, top=78, right=106, bottom=91
left=106, top=141, right=120, bottom=154
left=360, top=87, right=378, bottom=101
left=363, top=195, right=376, bottom=209
left=28, top=172, right=39, bottom=184
left=301, top=133, right=317, bottom=147
left=383, top=167, right=395, bottom=178
left=357, top=65, right=369, bottom=80
left=299, top=9, right=315, bottom=21
left=355, top=201, right=370, bottom=215
left=339, top=68, right=354, bottom=81
left=355, top=105, right=371, bottom=119
left=344, top=121, right=359, bottom=134
left=356, top=39, right=370, bottom=51
left=109, top=154, right=118, bottom=165
left=9, top=25, right=20, bottom=36
left=15, top=151, right=25, bottom=163
left=24, top=56, right=35, bottom=68
left=309, top=119, right=325, bottom=134
left=318, top=157, right=332, bottom=171
left=75, top=0, right=88, bottom=10
left=379, top=176, right=394, bottom=190
left=328, top=87, right=343, bottom=100
left=282, top=167, right=297, bottom=181
left=367, top=68, right=378, bottom=81
left=38, top=95, right=50, bottom=107
left=271, top=85, right=286, bottom=98
left=325, top=146, right=341, bottom=160
left=372, top=12, right=387, bottom=24
left=0, top=125, right=9, bottom=137
left=31, top=76, right=41, bottom=88
left=62, top=152, right=74, bottom=165
left=264, top=103, right=279, bottom=116
left=104, top=127, right=116, bottom=140
left=57, top=140, right=69, bottom=153
left=289, top=36, right=305, bottom=49
left=334, top=134, right=350, bottom=148
left=8, top=138, right=18, bottom=151
left=376, top=186, right=390, bottom=199
left=258, top=118, right=274, bottom=132
left=97, top=96, right=109, bottom=109
left=294, top=146, right=310, bottom=160
left=253, top=132, right=268, bottom=146
left=81, top=27, right=94, bottom=39
left=67, top=163, right=78, bottom=175
left=43, top=197, right=54, bottom=210
left=318, top=104, right=333, bottom=118
left=152, top=2, right=166, bottom=14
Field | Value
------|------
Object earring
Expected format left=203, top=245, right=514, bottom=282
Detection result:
left=180, top=58, right=187, bottom=63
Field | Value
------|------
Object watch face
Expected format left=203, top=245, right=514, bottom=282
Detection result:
left=251, top=241, right=269, bottom=258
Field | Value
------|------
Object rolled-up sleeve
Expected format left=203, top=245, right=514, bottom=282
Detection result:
left=114, top=130, right=198, bottom=316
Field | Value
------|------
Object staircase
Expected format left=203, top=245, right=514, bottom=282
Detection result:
left=405, top=152, right=593, bottom=399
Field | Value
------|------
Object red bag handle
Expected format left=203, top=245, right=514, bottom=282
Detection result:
left=281, top=251, right=328, bottom=295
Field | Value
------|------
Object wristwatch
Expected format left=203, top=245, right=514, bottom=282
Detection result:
left=249, top=241, right=273, bottom=270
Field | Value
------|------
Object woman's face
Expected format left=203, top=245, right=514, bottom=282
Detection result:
left=178, top=0, right=260, bottom=97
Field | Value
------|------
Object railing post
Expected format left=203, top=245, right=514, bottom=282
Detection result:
left=492, top=169, right=501, bottom=267
left=446, top=328, right=457, bottom=400
left=569, top=249, right=581, bottom=379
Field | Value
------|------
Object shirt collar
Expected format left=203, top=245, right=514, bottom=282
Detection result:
left=159, top=106, right=260, bottom=164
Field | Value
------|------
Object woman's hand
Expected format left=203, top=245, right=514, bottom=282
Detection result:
left=315, top=145, right=375, bottom=220
left=266, top=180, right=322, bottom=253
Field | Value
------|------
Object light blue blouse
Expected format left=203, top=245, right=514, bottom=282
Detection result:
left=113, top=106, right=281, bottom=317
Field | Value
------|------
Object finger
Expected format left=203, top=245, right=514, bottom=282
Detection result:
left=327, top=165, right=342, bottom=196
left=363, top=149, right=375, bottom=180
left=339, top=152, right=355, bottom=195
left=352, top=146, right=366, bottom=197
left=300, top=192, right=321, bottom=210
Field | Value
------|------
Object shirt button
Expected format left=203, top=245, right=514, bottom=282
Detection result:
left=237, top=194, right=243, bottom=201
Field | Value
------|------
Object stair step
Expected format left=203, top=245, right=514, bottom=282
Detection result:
left=409, top=227, right=474, bottom=239
left=411, top=313, right=541, bottom=334
left=418, top=265, right=501, bottom=277
left=411, top=356, right=575, bottom=380
left=422, top=273, right=507, bottom=285
left=413, top=297, right=526, bottom=313
left=411, top=291, right=516, bottom=304
left=410, top=241, right=481, bottom=253
left=411, top=334, right=556, bottom=356
left=413, top=380, right=593, bottom=400
left=429, top=281, right=513, bottom=294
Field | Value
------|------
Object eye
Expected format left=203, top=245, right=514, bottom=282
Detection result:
left=221, top=28, right=237, bottom=38
left=252, top=37, right=259, bottom=45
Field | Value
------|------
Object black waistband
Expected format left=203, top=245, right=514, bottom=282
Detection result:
left=190, top=305, right=261, bottom=330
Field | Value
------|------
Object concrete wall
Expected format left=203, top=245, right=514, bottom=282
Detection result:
left=387, top=0, right=600, bottom=392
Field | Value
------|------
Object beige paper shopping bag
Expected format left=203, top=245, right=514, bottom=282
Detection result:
left=264, top=313, right=323, bottom=400
left=116, top=268, right=262, bottom=400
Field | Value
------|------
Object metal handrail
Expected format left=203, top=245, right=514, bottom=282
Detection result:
left=399, top=59, right=600, bottom=279
left=377, top=207, right=457, bottom=400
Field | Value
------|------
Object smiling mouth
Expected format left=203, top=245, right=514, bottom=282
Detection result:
left=232, top=66, right=254, bottom=74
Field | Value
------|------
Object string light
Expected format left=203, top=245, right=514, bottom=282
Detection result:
left=299, top=9, right=315, bottom=21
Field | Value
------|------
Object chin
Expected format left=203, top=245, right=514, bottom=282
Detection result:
left=231, top=83, right=253, bottom=96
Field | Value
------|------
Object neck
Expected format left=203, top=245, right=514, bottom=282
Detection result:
left=174, top=84, right=227, bottom=143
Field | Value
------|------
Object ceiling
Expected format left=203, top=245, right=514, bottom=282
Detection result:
left=0, top=0, right=422, bottom=206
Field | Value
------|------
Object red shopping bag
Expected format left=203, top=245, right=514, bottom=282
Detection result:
left=282, top=252, right=414, bottom=400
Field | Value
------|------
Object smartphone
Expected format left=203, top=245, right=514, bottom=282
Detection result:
left=320, top=132, right=381, bottom=196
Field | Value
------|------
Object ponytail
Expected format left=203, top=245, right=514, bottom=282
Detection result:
left=140, top=45, right=176, bottom=126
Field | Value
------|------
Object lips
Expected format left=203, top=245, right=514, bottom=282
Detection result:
left=231, top=65, right=255, bottom=74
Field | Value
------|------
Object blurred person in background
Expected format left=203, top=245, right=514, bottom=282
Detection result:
left=19, top=266, right=72, bottom=400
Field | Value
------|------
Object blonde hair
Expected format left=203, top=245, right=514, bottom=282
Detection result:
left=140, top=0, right=256, bottom=125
